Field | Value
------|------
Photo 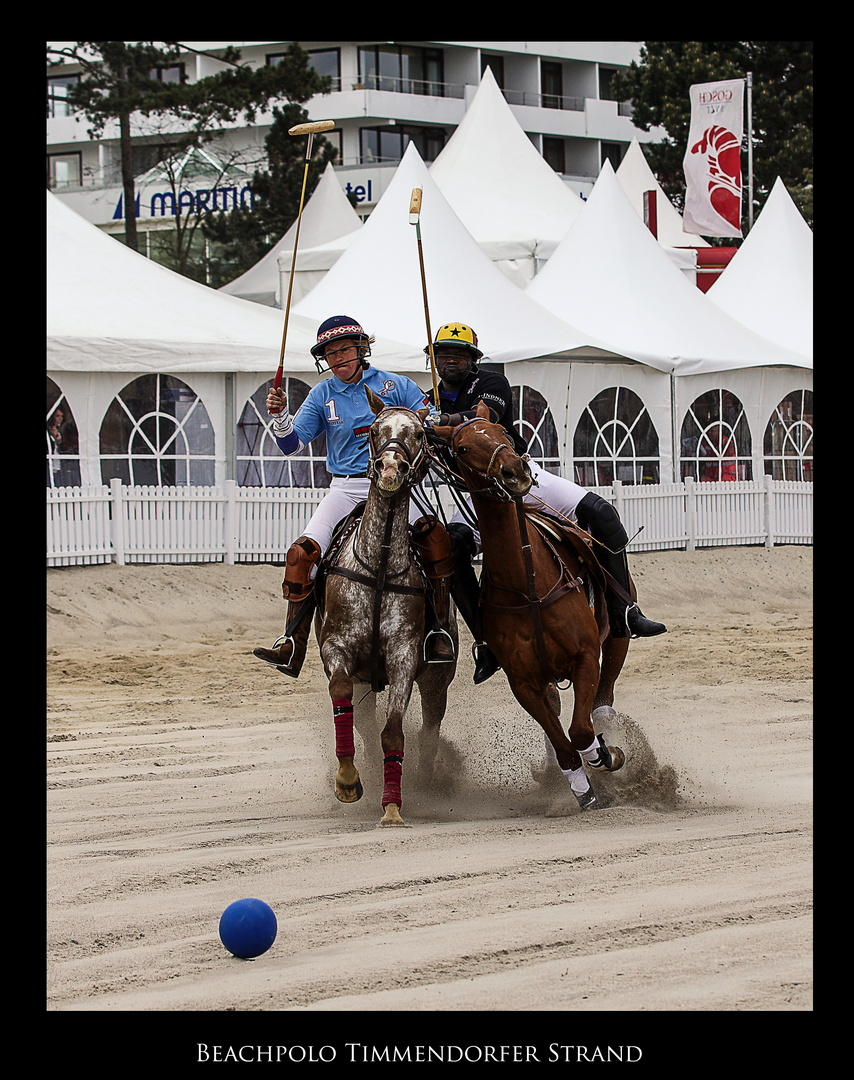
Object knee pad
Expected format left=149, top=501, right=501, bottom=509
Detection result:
left=575, top=493, right=628, bottom=552
left=411, top=516, right=455, bottom=579
left=282, top=535, right=322, bottom=600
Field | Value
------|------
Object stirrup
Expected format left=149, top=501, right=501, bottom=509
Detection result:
left=423, top=627, right=455, bottom=663
left=269, top=633, right=298, bottom=671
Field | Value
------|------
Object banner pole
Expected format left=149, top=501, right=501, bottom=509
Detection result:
left=747, top=71, right=754, bottom=232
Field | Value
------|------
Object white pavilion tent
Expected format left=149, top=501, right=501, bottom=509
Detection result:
left=220, top=161, right=363, bottom=307
left=293, top=142, right=623, bottom=366
left=47, top=190, right=422, bottom=486
left=524, top=163, right=812, bottom=482
left=705, top=176, right=813, bottom=361
left=427, top=66, right=586, bottom=285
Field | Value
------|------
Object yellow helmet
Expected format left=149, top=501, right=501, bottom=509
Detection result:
left=425, top=322, right=483, bottom=362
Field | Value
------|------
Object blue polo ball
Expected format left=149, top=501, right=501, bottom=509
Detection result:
left=219, top=898, right=277, bottom=959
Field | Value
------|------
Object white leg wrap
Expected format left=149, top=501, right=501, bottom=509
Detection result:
left=578, top=737, right=601, bottom=765
left=561, top=765, right=591, bottom=796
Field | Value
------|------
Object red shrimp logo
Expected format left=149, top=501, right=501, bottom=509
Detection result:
left=690, top=124, right=742, bottom=231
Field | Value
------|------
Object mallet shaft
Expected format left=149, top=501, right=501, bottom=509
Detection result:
left=270, top=121, right=335, bottom=411
left=409, top=186, right=441, bottom=408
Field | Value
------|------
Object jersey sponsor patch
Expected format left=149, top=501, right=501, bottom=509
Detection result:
left=353, top=424, right=371, bottom=440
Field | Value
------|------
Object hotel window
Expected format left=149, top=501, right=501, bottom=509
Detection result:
left=307, top=48, right=341, bottom=91
left=47, top=73, right=80, bottom=118
left=481, top=54, right=504, bottom=87
left=542, top=61, right=563, bottom=109
left=47, top=152, right=82, bottom=190
left=543, top=137, right=565, bottom=174
left=149, top=63, right=185, bottom=84
left=358, top=44, right=444, bottom=95
left=360, top=125, right=445, bottom=164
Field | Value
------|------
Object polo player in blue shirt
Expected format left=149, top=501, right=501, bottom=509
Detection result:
left=253, top=315, right=455, bottom=678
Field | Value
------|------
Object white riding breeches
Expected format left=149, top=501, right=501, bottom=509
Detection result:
left=302, top=476, right=427, bottom=560
left=447, top=459, right=589, bottom=553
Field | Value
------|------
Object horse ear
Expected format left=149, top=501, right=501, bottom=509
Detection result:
left=475, top=400, right=490, bottom=419
left=365, top=386, right=385, bottom=416
left=416, top=406, right=430, bottom=423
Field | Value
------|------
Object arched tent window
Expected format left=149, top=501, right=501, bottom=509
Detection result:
left=512, top=384, right=560, bottom=473
left=573, top=386, right=660, bottom=486
left=764, top=389, right=813, bottom=481
left=680, top=388, right=752, bottom=482
left=237, top=378, right=329, bottom=488
left=46, top=376, right=81, bottom=488
left=99, top=374, right=215, bottom=486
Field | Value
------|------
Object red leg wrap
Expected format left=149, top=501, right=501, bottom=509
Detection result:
left=382, top=752, right=404, bottom=808
left=332, top=698, right=355, bottom=758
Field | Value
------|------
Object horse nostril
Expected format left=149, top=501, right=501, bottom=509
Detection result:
left=398, top=460, right=410, bottom=474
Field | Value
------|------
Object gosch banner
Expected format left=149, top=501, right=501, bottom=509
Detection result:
left=683, top=78, right=745, bottom=238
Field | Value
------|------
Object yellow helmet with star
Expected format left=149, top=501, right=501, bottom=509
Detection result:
left=425, top=322, right=484, bottom=362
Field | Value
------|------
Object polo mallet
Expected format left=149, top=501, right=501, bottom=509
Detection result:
left=409, top=186, right=441, bottom=411
left=269, top=119, right=336, bottom=414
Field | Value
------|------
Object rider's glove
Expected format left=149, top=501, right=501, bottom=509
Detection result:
left=270, top=408, right=294, bottom=438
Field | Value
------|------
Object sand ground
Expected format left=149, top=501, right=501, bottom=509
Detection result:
left=47, top=545, right=812, bottom=1037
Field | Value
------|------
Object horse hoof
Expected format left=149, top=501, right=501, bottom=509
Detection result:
left=608, top=745, right=626, bottom=772
left=380, top=804, right=408, bottom=826
left=591, top=705, right=617, bottom=725
left=575, top=788, right=602, bottom=811
left=335, top=778, right=363, bottom=803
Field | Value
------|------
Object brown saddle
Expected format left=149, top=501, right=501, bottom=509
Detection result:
left=523, top=508, right=608, bottom=595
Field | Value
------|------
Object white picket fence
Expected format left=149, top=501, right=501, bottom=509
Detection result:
left=46, top=475, right=813, bottom=567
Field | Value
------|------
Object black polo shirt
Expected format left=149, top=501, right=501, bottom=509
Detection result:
left=427, top=367, right=527, bottom=454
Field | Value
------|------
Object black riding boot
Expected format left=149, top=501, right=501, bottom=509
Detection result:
left=576, top=492, right=666, bottom=640
left=448, top=523, right=501, bottom=684
left=595, top=546, right=667, bottom=639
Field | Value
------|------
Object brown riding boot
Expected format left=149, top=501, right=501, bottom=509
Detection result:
left=411, top=516, right=456, bottom=663
left=253, top=536, right=322, bottom=677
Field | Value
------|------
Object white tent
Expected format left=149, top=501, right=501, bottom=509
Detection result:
left=47, top=190, right=423, bottom=485
left=705, top=176, right=813, bottom=360
left=47, top=189, right=419, bottom=374
left=293, top=142, right=623, bottom=366
left=219, top=161, right=363, bottom=307
left=526, top=162, right=810, bottom=376
left=525, top=163, right=811, bottom=483
left=428, top=66, right=585, bottom=284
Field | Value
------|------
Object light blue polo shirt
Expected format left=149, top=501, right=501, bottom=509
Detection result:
left=275, top=366, right=429, bottom=476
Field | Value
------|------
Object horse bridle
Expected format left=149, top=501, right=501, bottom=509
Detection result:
left=367, top=407, right=429, bottom=489
left=447, top=417, right=532, bottom=502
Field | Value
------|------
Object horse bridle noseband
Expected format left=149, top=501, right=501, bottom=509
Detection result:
left=367, top=407, right=429, bottom=489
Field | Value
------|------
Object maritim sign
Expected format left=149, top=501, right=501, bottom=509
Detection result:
left=54, top=179, right=256, bottom=229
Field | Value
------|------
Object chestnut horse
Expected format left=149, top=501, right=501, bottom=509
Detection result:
left=432, top=403, right=628, bottom=811
left=315, top=387, right=457, bottom=825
